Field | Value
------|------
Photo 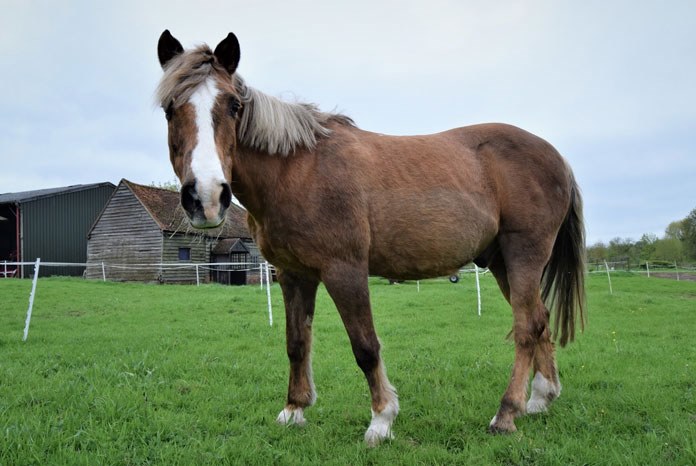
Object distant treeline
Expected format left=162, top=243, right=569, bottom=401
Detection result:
left=588, top=207, right=696, bottom=267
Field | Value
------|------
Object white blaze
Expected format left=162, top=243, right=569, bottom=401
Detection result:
left=189, top=79, right=226, bottom=211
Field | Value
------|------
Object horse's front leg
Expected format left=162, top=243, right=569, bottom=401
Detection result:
left=321, top=262, right=399, bottom=446
left=275, top=269, right=319, bottom=427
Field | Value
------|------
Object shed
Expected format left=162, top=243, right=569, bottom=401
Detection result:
left=0, top=182, right=116, bottom=277
left=85, top=179, right=259, bottom=283
left=210, top=238, right=263, bottom=285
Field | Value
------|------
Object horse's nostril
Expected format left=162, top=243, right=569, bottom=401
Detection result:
left=220, top=183, right=232, bottom=209
left=181, top=182, right=197, bottom=215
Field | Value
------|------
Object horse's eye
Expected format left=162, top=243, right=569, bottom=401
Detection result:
left=228, top=97, right=241, bottom=117
left=164, top=103, right=174, bottom=121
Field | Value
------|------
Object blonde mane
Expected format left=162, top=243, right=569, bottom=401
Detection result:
left=156, top=46, right=354, bottom=156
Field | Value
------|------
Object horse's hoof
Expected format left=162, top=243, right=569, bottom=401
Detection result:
left=276, top=406, right=306, bottom=426
left=488, top=415, right=517, bottom=434
left=364, top=427, right=394, bottom=447
left=526, top=398, right=549, bottom=414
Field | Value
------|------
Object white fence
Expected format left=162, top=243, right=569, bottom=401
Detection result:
left=587, top=260, right=695, bottom=295
left=10, top=258, right=687, bottom=341
left=6, top=259, right=276, bottom=341
left=1, top=260, right=272, bottom=286
left=6, top=259, right=490, bottom=341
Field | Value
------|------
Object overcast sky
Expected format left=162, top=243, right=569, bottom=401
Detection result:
left=1, top=0, right=694, bottom=244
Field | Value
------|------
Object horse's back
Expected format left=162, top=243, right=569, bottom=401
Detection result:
left=340, top=123, right=573, bottom=279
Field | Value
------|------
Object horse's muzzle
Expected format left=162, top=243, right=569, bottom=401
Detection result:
left=181, top=181, right=231, bottom=229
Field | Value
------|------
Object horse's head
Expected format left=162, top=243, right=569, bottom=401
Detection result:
left=156, top=30, right=241, bottom=229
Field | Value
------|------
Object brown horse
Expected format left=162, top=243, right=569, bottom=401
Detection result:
left=156, top=30, right=586, bottom=446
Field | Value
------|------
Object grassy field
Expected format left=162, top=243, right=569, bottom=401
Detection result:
left=1, top=273, right=695, bottom=465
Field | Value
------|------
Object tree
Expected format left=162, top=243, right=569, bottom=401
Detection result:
left=150, top=179, right=181, bottom=192
left=637, top=233, right=658, bottom=261
left=682, top=208, right=696, bottom=260
left=665, top=220, right=684, bottom=241
left=653, top=238, right=683, bottom=262
left=587, top=241, right=608, bottom=263
left=607, top=237, right=634, bottom=259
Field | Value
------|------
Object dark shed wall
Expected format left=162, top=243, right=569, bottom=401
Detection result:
left=21, top=184, right=115, bottom=277
left=0, top=204, right=18, bottom=262
left=85, top=185, right=163, bottom=282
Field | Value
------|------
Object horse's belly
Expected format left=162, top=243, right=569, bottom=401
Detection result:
left=367, top=191, right=497, bottom=280
left=368, top=253, right=465, bottom=280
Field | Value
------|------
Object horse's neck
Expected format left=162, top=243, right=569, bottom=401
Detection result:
left=231, top=146, right=285, bottom=219
left=231, top=122, right=347, bottom=219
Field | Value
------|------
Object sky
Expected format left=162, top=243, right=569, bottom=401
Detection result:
left=1, top=0, right=694, bottom=245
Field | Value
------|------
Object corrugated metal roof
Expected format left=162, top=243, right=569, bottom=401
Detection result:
left=0, top=182, right=116, bottom=204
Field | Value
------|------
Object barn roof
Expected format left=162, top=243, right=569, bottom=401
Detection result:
left=0, top=182, right=116, bottom=204
left=122, top=179, right=249, bottom=238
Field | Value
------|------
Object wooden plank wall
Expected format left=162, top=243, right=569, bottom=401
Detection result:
left=161, top=234, right=211, bottom=283
left=85, top=185, right=163, bottom=282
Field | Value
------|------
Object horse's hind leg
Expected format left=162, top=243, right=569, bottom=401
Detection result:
left=486, top=252, right=510, bottom=303
left=489, top=235, right=554, bottom=433
left=487, top=253, right=561, bottom=415
left=527, top=314, right=561, bottom=414
left=276, top=269, right=320, bottom=426
left=321, top=261, right=399, bottom=446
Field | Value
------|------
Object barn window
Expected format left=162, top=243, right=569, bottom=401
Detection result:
left=178, top=247, right=191, bottom=261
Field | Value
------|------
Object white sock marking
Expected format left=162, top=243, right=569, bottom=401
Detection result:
left=364, top=394, right=399, bottom=447
left=526, top=371, right=561, bottom=414
left=276, top=406, right=306, bottom=426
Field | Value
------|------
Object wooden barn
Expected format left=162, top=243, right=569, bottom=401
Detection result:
left=0, top=182, right=116, bottom=277
left=85, top=179, right=260, bottom=284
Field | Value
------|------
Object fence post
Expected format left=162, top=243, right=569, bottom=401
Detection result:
left=23, top=258, right=41, bottom=341
left=259, top=264, right=264, bottom=289
left=195, top=264, right=200, bottom=287
left=675, top=261, right=680, bottom=281
left=265, top=262, right=273, bottom=326
left=604, top=260, right=613, bottom=295
left=475, top=264, right=482, bottom=317
left=3, top=260, right=6, bottom=278
left=101, top=262, right=106, bottom=282
left=645, top=261, right=650, bottom=278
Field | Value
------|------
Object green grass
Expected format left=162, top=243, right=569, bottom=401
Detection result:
left=1, top=273, right=695, bottom=465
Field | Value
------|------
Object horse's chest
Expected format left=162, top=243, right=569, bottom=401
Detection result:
left=252, top=223, right=317, bottom=274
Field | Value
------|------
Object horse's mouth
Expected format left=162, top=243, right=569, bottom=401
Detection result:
left=188, top=215, right=226, bottom=230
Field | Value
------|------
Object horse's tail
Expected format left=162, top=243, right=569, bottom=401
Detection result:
left=541, top=173, right=586, bottom=347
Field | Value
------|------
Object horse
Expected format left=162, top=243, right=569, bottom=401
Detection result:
left=155, top=30, right=586, bottom=446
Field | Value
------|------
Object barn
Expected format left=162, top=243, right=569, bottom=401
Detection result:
left=0, top=182, right=116, bottom=277
left=85, top=179, right=260, bottom=284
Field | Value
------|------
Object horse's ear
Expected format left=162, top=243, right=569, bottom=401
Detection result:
left=158, top=30, right=184, bottom=68
left=214, top=32, right=241, bottom=75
